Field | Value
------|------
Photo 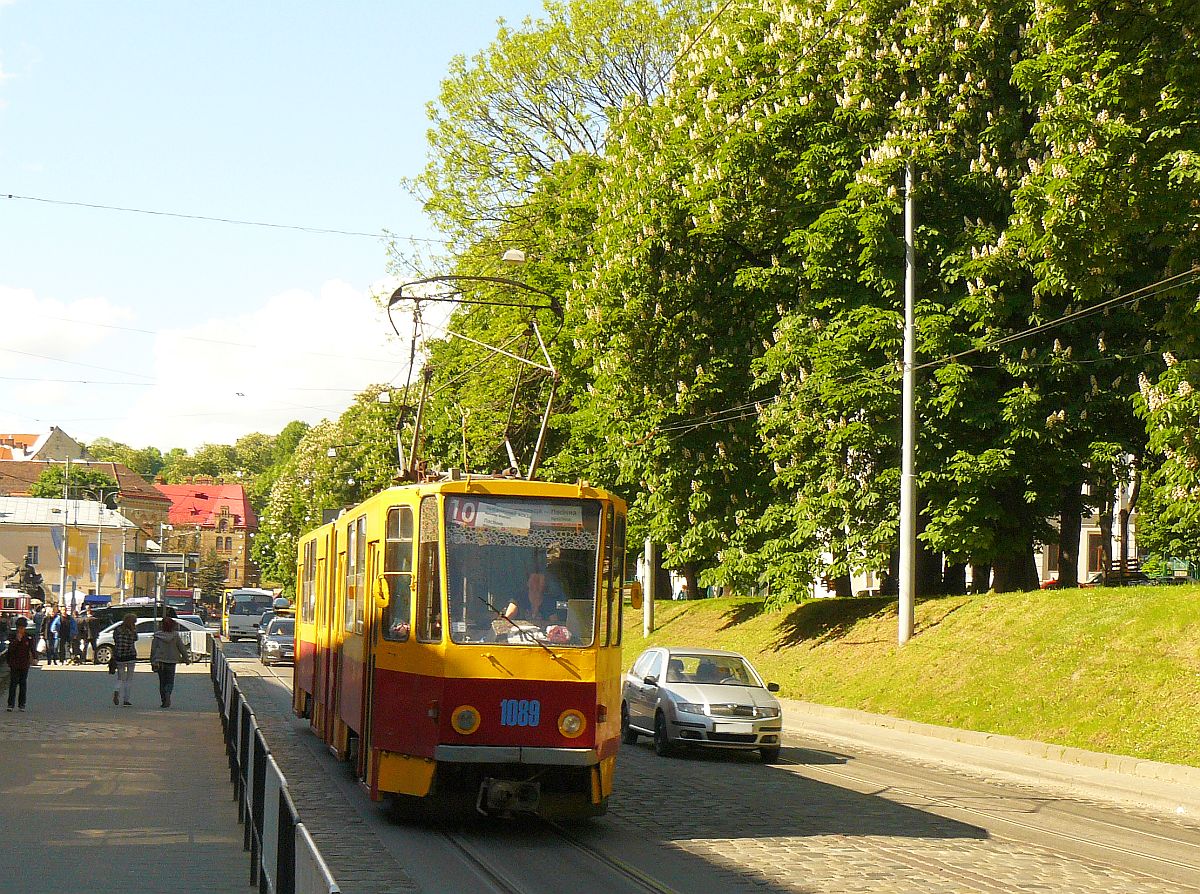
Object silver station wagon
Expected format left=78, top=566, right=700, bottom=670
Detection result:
left=621, top=647, right=784, bottom=763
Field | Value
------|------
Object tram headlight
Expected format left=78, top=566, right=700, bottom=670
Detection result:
left=451, top=705, right=481, bottom=735
left=557, top=709, right=586, bottom=739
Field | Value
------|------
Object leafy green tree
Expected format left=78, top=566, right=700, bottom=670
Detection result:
left=85, top=438, right=165, bottom=480
left=194, top=550, right=227, bottom=607
left=29, top=466, right=119, bottom=503
left=408, top=0, right=702, bottom=249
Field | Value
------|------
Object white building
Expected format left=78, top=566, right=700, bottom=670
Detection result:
left=0, top=496, right=141, bottom=609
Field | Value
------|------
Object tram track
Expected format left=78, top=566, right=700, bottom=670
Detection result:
left=437, top=817, right=683, bottom=894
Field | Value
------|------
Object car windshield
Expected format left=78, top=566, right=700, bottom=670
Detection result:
left=269, top=619, right=294, bottom=636
left=443, top=496, right=601, bottom=647
left=665, top=654, right=763, bottom=686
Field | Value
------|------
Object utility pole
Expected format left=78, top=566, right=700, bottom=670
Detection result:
left=898, top=160, right=918, bottom=645
left=59, top=457, right=70, bottom=609
left=643, top=538, right=655, bottom=637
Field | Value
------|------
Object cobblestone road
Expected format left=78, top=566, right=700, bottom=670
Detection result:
left=227, top=648, right=1200, bottom=894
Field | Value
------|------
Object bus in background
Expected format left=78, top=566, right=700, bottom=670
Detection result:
left=222, top=588, right=275, bottom=641
left=164, top=588, right=198, bottom=617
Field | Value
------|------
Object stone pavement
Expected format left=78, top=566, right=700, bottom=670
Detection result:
left=0, top=661, right=251, bottom=894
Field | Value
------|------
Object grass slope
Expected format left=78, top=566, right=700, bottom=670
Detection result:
left=622, top=586, right=1200, bottom=767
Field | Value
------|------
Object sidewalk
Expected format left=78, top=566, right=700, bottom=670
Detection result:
left=0, top=662, right=251, bottom=894
left=778, top=697, right=1200, bottom=820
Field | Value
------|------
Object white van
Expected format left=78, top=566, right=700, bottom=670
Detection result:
left=222, top=588, right=275, bottom=641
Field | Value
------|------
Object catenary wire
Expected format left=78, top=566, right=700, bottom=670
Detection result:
left=1, top=192, right=451, bottom=244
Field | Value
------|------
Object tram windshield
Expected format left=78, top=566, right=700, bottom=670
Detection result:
left=443, top=495, right=601, bottom=648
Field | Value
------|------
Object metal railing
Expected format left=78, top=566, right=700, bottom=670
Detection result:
left=211, top=646, right=340, bottom=894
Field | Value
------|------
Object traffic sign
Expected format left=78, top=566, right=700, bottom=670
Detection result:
left=124, top=552, right=199, bottom=572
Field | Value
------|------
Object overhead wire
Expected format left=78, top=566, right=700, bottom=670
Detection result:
left=638, top=267, right=1200, bottom=439
left=1, top=192, right=451, bottom=245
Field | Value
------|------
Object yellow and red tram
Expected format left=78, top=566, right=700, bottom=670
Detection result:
left=293, top=476, right=628, bottom=818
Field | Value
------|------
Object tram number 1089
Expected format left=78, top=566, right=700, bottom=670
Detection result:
left=500, top=699, right=541, bottom=727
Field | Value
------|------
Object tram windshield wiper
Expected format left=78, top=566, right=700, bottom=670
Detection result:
left=473, top=593, right=560, bottom=658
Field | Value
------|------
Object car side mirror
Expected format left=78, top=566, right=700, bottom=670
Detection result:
left=628, top=581, right=643, bottom=610
left=767, top=682, right=780, bottom=693
left=642, top=675, right=658, bottom=686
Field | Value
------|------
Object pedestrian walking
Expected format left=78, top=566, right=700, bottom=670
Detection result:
left=71, top=612, right=85, bottom=664
left=52, top=610, right=77, bottom=665
left=42, top=607, right=59, bottom=666
left=81, top=609, right=99, bottom=663
left=112, top=613, right=138, bottom=706
left=30, top=605, right=45, bottom=660
left=150, top=610, right=190, bottom=708
left=6, top=617, right=34, bottom=711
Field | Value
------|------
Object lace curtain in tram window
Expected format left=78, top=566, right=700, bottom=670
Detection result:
left=417, top=496, right=442, bottom=642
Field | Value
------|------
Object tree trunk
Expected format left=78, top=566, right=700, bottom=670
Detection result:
left=1098, top=488, right=1115, bottom=585
left=832, top=571, right=853, bottom=598
left=991, top=539, right=1037, bottom=593
left=942, top=562, right=966, bottom=594
left=1118, top=465, right=1141, bottom=579
left=969, top=562, right=991, bottom=593
left=1058, top=482, right=1084, bottom=587
left=880, top=550, right=900, bottom=597
left=682, top=562, right=699, bottom=601
left=915, top=501, right=942, bottom=596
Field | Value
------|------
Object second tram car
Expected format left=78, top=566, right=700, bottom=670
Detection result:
left=294, top=475, right=628, bottom=818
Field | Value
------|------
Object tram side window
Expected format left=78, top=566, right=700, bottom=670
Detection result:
left=301, top=540, right=316, bottom=623
left=343, top=521, right=357, bottom=634
left=353, top=515, right=366, bottom=635
left=598, top=505, right=613, bottom=645
left=612, top=513, right=626, bottom=646
left=382, top=507, right=414, bottom=641
left=416, top=497, right=442, bottom=642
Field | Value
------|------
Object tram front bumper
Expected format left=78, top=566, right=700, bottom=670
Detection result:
left=435, top=744, right=598, bottom=766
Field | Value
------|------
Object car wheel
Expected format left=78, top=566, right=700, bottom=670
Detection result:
left=653, top=711, right=675, bottom=757
left=621, top=703, right=639, bottom=745
left=760, top=746, right=781, bottom=764
left=95, top=645, right=114, bottom=665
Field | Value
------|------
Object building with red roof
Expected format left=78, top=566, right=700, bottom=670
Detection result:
left=155, top=478, right=259, bottom=589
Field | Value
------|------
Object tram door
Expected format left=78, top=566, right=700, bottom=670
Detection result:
left=358, top=538, right=380, bottom=780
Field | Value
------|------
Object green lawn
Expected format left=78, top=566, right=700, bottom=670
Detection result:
left=621, top=586, right=1200, bottom=767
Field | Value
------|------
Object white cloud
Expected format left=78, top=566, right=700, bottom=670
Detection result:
left=115, top=279, right=410, bottom=449
left=0, top=284, right=136, bottom=371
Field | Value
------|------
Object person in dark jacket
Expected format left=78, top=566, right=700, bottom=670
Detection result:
left=112, top=613, right=139, bottom=706
left=6, top=617, right=34, bottom=711
left=150, top=611, right=190, bottom=708
left=42, top=607, right=59, bottom=666
left=52, top=611, right=76, bottom=665
left=80, top=609, right=99, bottom=663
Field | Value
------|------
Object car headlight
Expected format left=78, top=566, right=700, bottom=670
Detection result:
left=675, top=701, right=707, bottom=716
left=757, top=706, right=781, bottom=718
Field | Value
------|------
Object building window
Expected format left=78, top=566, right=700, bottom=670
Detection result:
left=26, top=546, right=39, bottom=565
left=218, top=517, right=229, bottom=532
left=1087, top=533, right=1106, bottom=574
left=1045, top=543, right=1060, bottom=574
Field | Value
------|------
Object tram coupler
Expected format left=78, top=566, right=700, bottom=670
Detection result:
left=477, top=778, right=541, bottom=816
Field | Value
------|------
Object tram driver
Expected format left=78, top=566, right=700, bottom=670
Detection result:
left=504, top=570, right=564, bottom=629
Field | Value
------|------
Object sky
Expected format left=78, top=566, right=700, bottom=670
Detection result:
left=0, top=0, right=546, bottom=452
